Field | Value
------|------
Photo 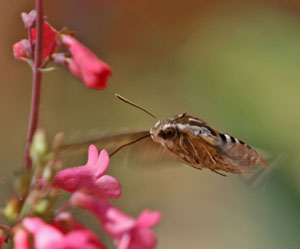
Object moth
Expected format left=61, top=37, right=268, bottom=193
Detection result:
left=58, top=94, right=268, bottom=176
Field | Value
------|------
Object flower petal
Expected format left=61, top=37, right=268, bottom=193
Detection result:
left=95, top=175, right=122, bottom=199
left=93, top=149, right=110, bottom=178
left=70, top=192, right=161, bottom=249
left=137, top=210, right=162, bottom=228
left=31, top=22, right=58, bottom=59
left=61, top=35, right=112, bottom=90
left=130, top=228, right=157, bottom=249
left=13, top=39, right=31, bottom=60
left=87, top=144, right=99, bottom=166
left=13, top=228, right=30, bottom=249
left=53, top=146, right=121, bottom=200
left=23, top=217, right=64, bottom=249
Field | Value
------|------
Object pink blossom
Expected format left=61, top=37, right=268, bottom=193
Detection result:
left=71, top=192, right=162, bottom=249
left=13, top=22, right=58, bottom=60
left=13, top=39, right=31, bottom=60
left=61, top=35, right=112, bottom=90
left=53, top=145, right=121, bottom=200
left=13, top=228, right=30, bottom=249
left=22, top=217, right=106, bottom=249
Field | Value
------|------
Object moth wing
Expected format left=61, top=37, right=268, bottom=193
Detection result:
left=240, top=152, right=285, bottom=187
left=56, top=131, right=150, bottom=157
left=125, top=135, right=179, bottom=169
left=56, top=131, right=178, bottom=169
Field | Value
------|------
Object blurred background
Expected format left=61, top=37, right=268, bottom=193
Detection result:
left=1, top=0, right=300, bottom=248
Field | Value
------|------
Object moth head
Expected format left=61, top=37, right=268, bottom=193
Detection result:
left=150, top=123, right=177, bottom=144
left=150, top=113, right=186, bottom=144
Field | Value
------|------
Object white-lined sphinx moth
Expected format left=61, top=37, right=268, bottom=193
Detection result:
left=58, top=94, right=268, bottom=176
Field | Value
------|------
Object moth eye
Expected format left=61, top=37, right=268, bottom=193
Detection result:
left=160, top=127, right=177, bottom=139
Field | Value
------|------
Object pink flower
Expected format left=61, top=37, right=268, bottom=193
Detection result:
left=61, top=35, right=112, bottom=90
left=13, top=39, right=31, bottom=60
left=71, top=192, right=162, bottom=249
left=53, top=145, right=121, bottom=200
left=13, top=22, right=58, bottom=60
left=13, top=228, right=30, bottom=249
left=0, top=230, right=5, bottom=249
left=22, top=217, right=106, bottom=249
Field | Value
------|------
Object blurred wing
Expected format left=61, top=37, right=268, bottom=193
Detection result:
left=57, top=130, right=150, bottom=157
left=214, top=139, right=268, bottom=168
left=56, top=131, right=178, bottom=168
left=241, top=153, right=285, bottom=188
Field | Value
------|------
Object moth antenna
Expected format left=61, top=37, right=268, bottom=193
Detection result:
left=109, top=133, right=151, bottom=157
left=115, top=94, right=159, bottom=120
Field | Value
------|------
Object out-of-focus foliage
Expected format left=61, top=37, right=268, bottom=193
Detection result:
left=0, top=1, right=299, bottom=248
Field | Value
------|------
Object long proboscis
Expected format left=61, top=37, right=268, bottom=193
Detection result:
left=109, top=133, right=151, bottom=157
left=115, top=94, right=158, bottom=120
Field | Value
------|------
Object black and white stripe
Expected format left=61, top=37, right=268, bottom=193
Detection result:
left=219, top=133, right=249, bottom=146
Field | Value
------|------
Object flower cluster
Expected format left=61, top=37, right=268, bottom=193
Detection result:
left=4, top=143, right=161, bottom=249
left=13, top=10, right=112, bottom=90
left=1, top=8, right=162, bottom=249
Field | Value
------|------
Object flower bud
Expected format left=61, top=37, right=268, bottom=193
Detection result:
left=21, top=10, right=37, bottom=28
left=30, top=128, right=48, bottom=167
left=3, top=197, right=21, bottom=222
left=34, top=199, right=51, bottom=215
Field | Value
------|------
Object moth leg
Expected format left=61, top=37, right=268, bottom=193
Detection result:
left=186, top=137, right=201, bottom=164
left=198, top=144, right=227, bottom=176
left=200, top=143, right=217, bottom=165
left=207, top=167, right=227, bottom=177
left=179, top=135, right=200, bottom=164
left=179, top=135, right=191, bottom=155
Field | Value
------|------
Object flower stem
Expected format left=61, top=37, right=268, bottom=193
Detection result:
left=24, top=0, right=44, bottom=170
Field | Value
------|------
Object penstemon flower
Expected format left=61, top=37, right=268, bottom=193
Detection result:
left=71, top=192, right=162, bottom=249
left=60, top=35, right=112, bottom=90
left=53, top=145, right=121, bottom=200
left=12, top=10, right=112, bottom=90
left=21, top=216, right=107, bottom=249
left=2, top=1, right=162, bottom=248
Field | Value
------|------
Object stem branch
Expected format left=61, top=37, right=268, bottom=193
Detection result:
left=24, top=0, right=44, bottom=170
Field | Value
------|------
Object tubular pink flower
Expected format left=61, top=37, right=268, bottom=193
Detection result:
left=53, top=145, right=121, bottom=200
left=61, top=35, right=112, bottom=90
left=13, top=22, right=58, bottom=60
left=71, top=192, right=162, bottom=249
left=22, top=217, right=106, bottom=249
left=13, top=228, right=30, bottom=249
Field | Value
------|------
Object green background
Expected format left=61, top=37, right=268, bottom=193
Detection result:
left=0, top=0, right=299, bottom=248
